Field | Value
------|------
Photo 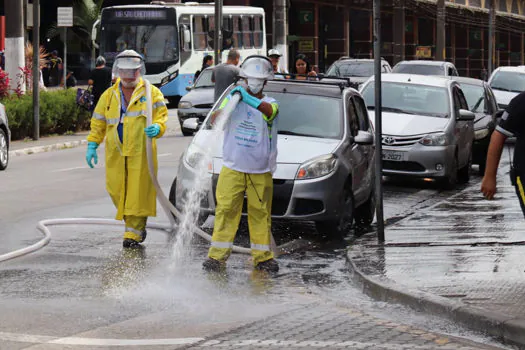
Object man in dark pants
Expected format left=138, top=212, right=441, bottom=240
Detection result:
left=481, top=92, right=525, bottom=215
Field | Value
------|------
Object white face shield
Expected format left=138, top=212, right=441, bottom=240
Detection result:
left=239, top=56, right=274, bottom=95
left=112, top=50, right=146, bottom=88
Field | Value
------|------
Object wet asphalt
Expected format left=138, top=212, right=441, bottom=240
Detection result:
left=0, top=121, right=515, bottom=349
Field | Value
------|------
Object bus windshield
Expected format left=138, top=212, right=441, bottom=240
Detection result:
left=100, top=8, right=179, bottom=73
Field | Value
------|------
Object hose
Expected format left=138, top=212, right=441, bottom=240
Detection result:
left=0, top=84, right=282, bottom=263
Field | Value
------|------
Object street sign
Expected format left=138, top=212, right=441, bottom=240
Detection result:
left=298, top=39, right=314, bottom=51
left=57, top=7, right=73, bottom=27
left=416, top=46, right=432, bottom=59
left=299, top=10, right=313, bottom=24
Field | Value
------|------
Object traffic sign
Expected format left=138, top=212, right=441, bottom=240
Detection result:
left=57, top=7, right=73, bottom=27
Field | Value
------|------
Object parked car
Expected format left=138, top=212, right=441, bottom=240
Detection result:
left=360, top=73, right=475, bottom=188
left=170, top=78, right=377, bottom=236
left=0, top=102, right=10, bottom=170
left=392, top=60, right=459, bottom=77
left=487, top=66, right=525, bottom=109
left=446, top=76, right=501, bottom=174
left=177, top=67, right=215, bottom=136
left=325, top=57, right=392, bottom=89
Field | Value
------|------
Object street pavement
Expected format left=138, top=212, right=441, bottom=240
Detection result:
left=348, top=153, right=525, bottom=348
left=0, top=109, right=517, bottom=349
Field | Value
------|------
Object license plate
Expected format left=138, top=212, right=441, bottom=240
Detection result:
left=382, top=150, right=405, bottom=161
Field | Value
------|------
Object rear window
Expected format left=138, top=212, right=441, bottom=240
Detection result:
left=194, top=69, right=214, bottom=88
left=207, top=90, right=343, bottom=139
left=393, top=64, right=445, bottom=76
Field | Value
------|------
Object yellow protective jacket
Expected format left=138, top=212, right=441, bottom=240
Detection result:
left=87, top=78, right=168, bottom=220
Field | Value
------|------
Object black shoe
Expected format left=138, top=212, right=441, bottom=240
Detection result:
left=123, top=238, right=141, bottom=248
left=255, top=259, right=279, bottom=273
left=202, top=258, right=224, bottom=272
left=140, top=230, right=147, bottom=243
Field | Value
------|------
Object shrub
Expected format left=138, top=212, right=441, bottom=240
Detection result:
left=1, top=88, right=91, bottom=140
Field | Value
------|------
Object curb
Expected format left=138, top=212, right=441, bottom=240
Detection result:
left=8, top=140, right=88, bottom=157
left=346, top=248, right=525, bottom=348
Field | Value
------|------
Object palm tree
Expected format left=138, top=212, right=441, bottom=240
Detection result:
left=46, top=0, right=104, bottom=68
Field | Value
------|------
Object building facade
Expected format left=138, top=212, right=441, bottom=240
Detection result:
left=225, top=0, right=525, bottom=78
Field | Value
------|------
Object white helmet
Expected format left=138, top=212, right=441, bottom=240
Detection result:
left=239, top=55, right=274, bottom=80
left=112, top=49, right=146, bottom=81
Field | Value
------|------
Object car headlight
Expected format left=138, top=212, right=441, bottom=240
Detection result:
left=296, top=154, right=337, bottom=180
left=184, top=144, right=208, bottom=169
left=474, top=128, right=490, bottom=140
left=419, top=132, right=448, bottom=146
left=178, top=101, right=192, bottom=109
left=161, top=71, right=179, bottom=86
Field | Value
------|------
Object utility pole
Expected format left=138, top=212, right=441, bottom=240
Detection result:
left=5, top=0, right=26, bottom=93
left=373, top=0, right=384, bottom=242
left=273, top=0, right=288, bottom=73
left=488, top=0, right=495, bottom=76
left=214, top=0, right=222, bottom=65
left=32, top=0, right=39, bottom=140
left=436, top=0, right=446, bottom=60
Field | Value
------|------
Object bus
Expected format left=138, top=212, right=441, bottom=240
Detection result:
left=92, top=2, right=267, bottom=105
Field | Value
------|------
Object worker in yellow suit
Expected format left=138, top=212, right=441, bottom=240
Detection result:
left=85, top=50, right=168, bottom=248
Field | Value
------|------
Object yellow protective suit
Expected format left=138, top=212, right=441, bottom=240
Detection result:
left=87, top=78, right=168, bottom=242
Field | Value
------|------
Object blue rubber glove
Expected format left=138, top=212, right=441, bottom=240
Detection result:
left=230, top=86, right=262, bottom=109
left=144, top=123, right=161, bottom=138
left=86, top=141, right=98, bottom=168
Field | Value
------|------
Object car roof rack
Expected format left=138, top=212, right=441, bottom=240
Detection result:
left=272, top=74, right=357, bottom=91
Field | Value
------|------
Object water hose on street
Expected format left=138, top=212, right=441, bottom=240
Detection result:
left=0, top=83, right=281, bottom=263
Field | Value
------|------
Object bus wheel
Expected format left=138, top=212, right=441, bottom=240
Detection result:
left=167, top=96, right=181, bottom=108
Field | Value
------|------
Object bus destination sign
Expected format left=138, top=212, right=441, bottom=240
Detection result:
left=112, top=10, right=167, bottom=20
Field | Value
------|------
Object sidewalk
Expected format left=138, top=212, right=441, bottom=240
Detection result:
left=8, top=109, right=181, bottom=157
left=347, top=165, right=525, bottom=348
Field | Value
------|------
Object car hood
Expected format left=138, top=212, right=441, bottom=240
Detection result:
left=492, top=89, right=518, bottom=107
left=180, top=87, right=214, bottom=104
left=190, top=131, right=340, bottom=179
left=368, top=111, right=449, bottom=136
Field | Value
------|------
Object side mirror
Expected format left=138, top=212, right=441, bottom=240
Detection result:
left=354, top=130, right=374, bottom=145
left=184, top=29, right=191, bottom=44
left=457, top=109, right=475, bottom=121
left=182, top=117, right=200, bottom=132
left=186, top=85, right=193, bottom=91
left=91, top=19, right=100, bottom=49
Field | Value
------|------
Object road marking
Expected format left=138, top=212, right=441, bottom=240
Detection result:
left=52, top=166, right=87, bottom=173
left=0, top=332, right=473, bottom=348
left=158, top=153, right=172, bottom=158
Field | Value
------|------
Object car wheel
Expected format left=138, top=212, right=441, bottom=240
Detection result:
left=442, top=156, right=458, bottom=190
left=354, top=187, right=376, bottom=228
left=0, top=129, right=8, bottom=171
left=168, top=177, right=208, bottom=226
left=458, top=151, right=471, bottom=184
left=315, top=185, right=354, bottom=237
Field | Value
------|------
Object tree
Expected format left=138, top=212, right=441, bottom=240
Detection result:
left=45, top=0, right=104, bottom=68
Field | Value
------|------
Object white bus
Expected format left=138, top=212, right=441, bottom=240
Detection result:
left=92, top=2, right=267, bottom=104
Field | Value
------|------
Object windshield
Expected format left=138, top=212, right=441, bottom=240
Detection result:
left=206, top=91, right=343, bottom=139
left=327, top=62, right=374, bottom=77
left=460, top=84, right=485, bottom=113
left=489, top=71, right=525, bottom=93
left=194, top=69, right=214, bottom=88
left=101, top=24, right=178, bottom=64
left=362, top=82, right=450, bottom=118
left=392, top=64, right=444, bottom=76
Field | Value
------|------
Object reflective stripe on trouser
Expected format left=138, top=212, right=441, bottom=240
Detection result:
left=515, top=175, right=525, bottom=218
left=123, top=215, right=147, bottom=242
left=208, top=167, right=274, bottom=266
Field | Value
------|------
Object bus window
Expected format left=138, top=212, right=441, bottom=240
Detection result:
left=241, top=16, right=253, bottom=49
left=232, top=16, right=242, bottom=48
left=193, top=15, right=208, bottom=50
left=253, top=16, right=263, bottom=49
left=222, top=16, right=233, bottom=50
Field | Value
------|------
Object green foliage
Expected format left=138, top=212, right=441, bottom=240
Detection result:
left=1, top=89, right=91, bottom=140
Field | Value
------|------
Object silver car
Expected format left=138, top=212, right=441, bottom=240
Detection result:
left=170, top=78, right=377, bottom=236
left=487, top=66, right=525, bottom=109
left=360, top=74, right=475, bottom=188
left=0, top=102, right=10, bottom=170
left=177, top=67, right=215, bottom=136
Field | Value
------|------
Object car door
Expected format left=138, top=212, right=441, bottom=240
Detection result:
left=453, top=86, right=473, bottom=167
left=352, top=95, right=375, bottom=202
left=345, top=95, right=368, bottom=203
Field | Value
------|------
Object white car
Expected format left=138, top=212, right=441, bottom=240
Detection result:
left=392, top=60, right=459, bottom=77
left=0, top=102, right=10, bottom=170
left=487, top=66, right=525, bottom=109
left=360, top=74, right=475, bottom=188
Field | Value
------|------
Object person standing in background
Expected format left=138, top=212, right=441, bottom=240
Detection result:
left=212, top=49, right=240, bottom=102
left=88, top=56, right=113, bottom=107
left=195, top=55, right=213, bottom=81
